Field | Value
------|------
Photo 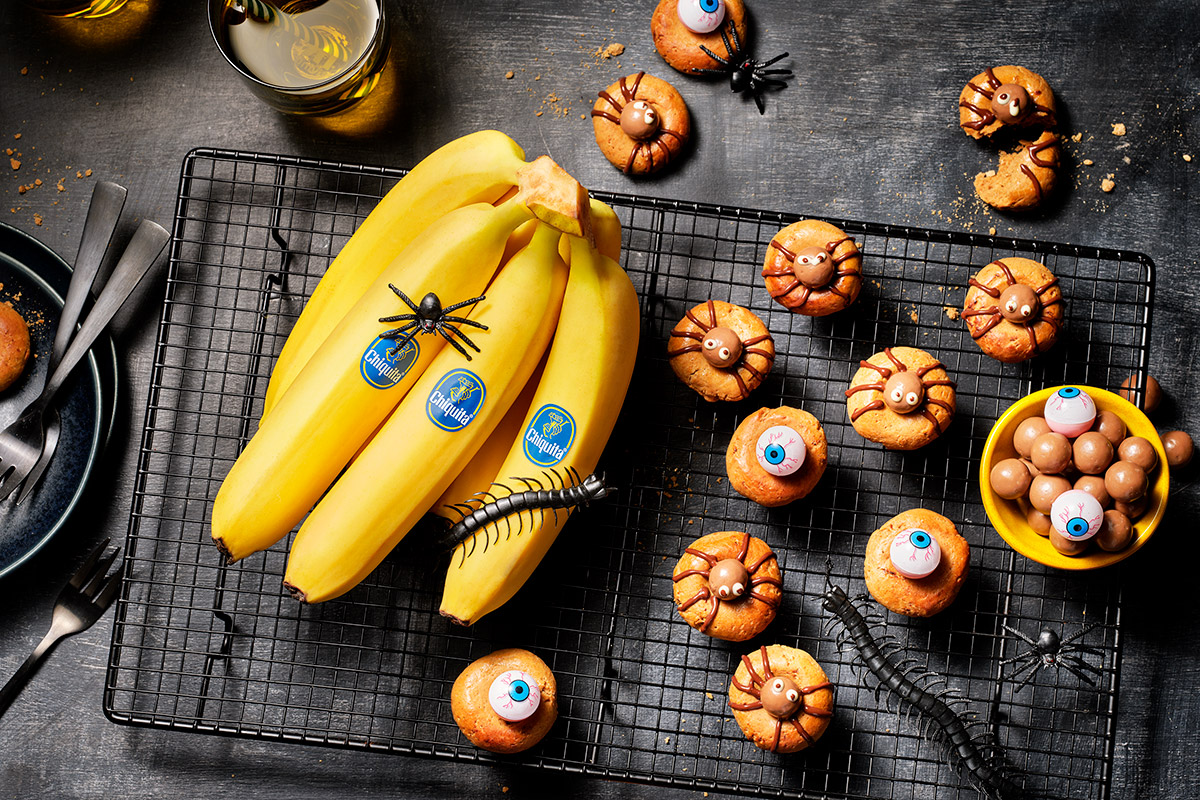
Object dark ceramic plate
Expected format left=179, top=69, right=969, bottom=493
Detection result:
left=0, top=221, right=118, bottom=579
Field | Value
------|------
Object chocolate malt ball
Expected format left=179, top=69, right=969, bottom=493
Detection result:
left=1162, top=431, right=1193, bottom=468
left=1095, top=509, right=1134, bottom=552
left=1030, top=432, right=1072, bottom=474
left=1073, top=432, right=1114, bottom=475
left=990, top=458, right=1032, bottom=499
left=1117, top=436, right=1159, bottom=473
left=1013, top=416, right=1051, bottom=459
left=1104, top=460, right=1148, bottom=504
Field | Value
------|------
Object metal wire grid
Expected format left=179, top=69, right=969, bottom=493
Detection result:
left=104, top=148, right=1153, bottom=800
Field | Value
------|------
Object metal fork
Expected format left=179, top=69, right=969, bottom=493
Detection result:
left=0, top=218, right=170, bottom=501
left=0, top=538, right=124, bottom=719
left=15, top=180, right=127, bottom=505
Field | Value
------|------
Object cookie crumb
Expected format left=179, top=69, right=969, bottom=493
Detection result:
left=504, top=70, right=514, bottom=79
left=1071, top=132, right=1083, bottom=142
left=9, top=158, right=19, bottom=170
left=12, top=133, right=20, bottom=140
left=909, top=310, right=919, bottom=323
left=501, top=788, right=509, bottom=794
left=1083, top=159, right=1094, bottom=166
left=535, top=110, right=543, bottom=117
left=20, top=67, right=28, bottom=75
left=1185, top=154, right=1193, bottom=162
left=944, top=306, right=961, bottom=320
left=1122, top=156, right=1131, bottom=164
left=601, top=42, right=625, bottom=59
left=85, top=169, right=92, bottom=176
left=988, top=226, right=997, bottom=235
left=33, top=213, right=43, bottom=226
left=1101, top=178, right=1115, bottom=192
left=1111, top=123, right=1126, bottom=136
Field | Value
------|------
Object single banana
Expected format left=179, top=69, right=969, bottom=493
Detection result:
left=263, top=130, right=526, bottom=415
left=439, top=234, right=640, bottom=626
left=212, top=199, right=532, bottom=562
left=430, top=356, right=544, bottom=521
left=283, top=223, right=570, bottom=603
left=590, top=197, right=622, bottom=262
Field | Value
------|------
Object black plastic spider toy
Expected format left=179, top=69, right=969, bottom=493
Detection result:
left=378, top=284, right=487, bottom=361
left=692, top=22, right=792, bottom=114
left=1000, top=623, right=1103, bottom=694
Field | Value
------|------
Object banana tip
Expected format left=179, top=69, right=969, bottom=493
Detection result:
left=439, top=609, right=472, bottom=627
left=283, top=581, right=308, bottom=603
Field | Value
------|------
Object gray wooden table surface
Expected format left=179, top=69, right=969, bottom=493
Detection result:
left=1, top=1, right=1197, bottom=798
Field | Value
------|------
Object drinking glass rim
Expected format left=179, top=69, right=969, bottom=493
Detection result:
left=207, top=0, right=387, bottom=93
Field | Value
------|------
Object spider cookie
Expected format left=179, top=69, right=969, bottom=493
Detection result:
left=845, top=347, right=956, bottom=450
left=974, top=130, right=1061, bottom=211
left=726, top=405, right=827, bottom=506
left=962, top=258, right=1063, bottom=363
left=729, top=644, right=834, bottom=753
left=672, top=530, right=782, bottom=641
left=864, top=508, right=969, bottom=617
left=958, top=65, right=1057, bottom=140
left=651, top=0, right=749, bottom=75
left=762, top=220, right=862, bottom=316
left=451, top=648, right=558, bottom=754
left=667, top=299, right=774, bottom=402
left=592, top=72, right=690, bottom=176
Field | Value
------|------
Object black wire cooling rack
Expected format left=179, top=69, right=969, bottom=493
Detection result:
left=105, top=148, right=1155, bottom=800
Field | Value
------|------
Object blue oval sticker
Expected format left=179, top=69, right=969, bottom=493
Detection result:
left=523, top=403, right=576, bottom=467
left=360, top=336, right=419, bottom=390
left=427, top=369, right=487, bottom=432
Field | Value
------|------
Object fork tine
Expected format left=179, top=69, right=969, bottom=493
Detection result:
left=68, top=538, right=111, bottom=590
left=82, top=549, right=119, bottom=598
left=94, top=562, right=125, bottom=610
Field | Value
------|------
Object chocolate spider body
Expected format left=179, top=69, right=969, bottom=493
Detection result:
left=667, top=299, right=774, bottom=398
left=672, top=531, right=780, bottom=633
left=845, top=348, right=957, bottom=432
left=962, top=260, right=1062, bottom=355
left=378, top=285, right=488, bottom=361
left=728, top=645, right=833, bottom=752
left=763, top=234, right=860, bottom=311
left=1000, top=623, right=1103, bottom=693
left=691, top=21, right=791, bottom=114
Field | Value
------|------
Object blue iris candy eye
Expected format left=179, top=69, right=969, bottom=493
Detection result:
left=909, top=530, right=933, bottom=549
left=890, top=528, right=942, bottom=579
left=1066, top=517, right=1089, bottom=537
left=677, top=0, right=726, bottom=34
left=755, top=425, right=807, bottom=476
left=1058, top=387, right=1081, bottom=398
left=488, top=669, right=542, bottom=722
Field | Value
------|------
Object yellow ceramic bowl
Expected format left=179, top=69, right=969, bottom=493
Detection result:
left=980, top=385, right=1169, bottom=569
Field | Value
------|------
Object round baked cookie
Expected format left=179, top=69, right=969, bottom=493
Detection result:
left=672, top=530, right=782, bottom=641
left=974, top=130, right=1060, bottom=210
left=762, top=219, right=862, bottom=316
left=863, top=508, right=969, bottom=617
left=667, top=299, right=774, bottom=402
left=729, top=644, right=834, bottom=754
left=651, top=0, right=750, bottom=75
left=592, top=72, right=690, bottom=176
left=0, top=302, right=31, bottom=392
left=726, top=405, right=827, bottom=506
left=958, top=65, right=1057, bottom=140
left=962, top=258, right=1063, bottom=363
left=451, top=648, right=558, bottom=754
left=845, top=346, right=956, bottom=450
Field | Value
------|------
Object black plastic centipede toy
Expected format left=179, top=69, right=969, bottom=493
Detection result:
left=820, top=580, right=1024, bottom=799
left=441, top=468, right=612, bottom=564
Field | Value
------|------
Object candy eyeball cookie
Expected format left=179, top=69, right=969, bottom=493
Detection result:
left=762, top=220, right=862, bottom=316
left=864, top=508, right=969, bottom=617
left=962, top=258, right=1064, bottom=363
left=845, top=346, right=956, bottom=450
left=592, top=72, right=691, bottom=176
left=651, top=0, right=749, bottom=74
left=958, top=65, right=1057, bottom=140
left=451, top=648, right=558, bottom=754
left=726, top=405, right=828, bottom=507
left=667, top=299, right=775, bottom=402
left=728, top=644, right=834, bottom=753
left=672, top=530, right=782, bottom=641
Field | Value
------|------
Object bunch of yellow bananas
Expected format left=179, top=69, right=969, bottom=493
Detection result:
left=210, top=130, right=640, bottom=625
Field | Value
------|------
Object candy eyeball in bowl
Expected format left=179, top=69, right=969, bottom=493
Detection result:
left=981, top=385, right=1169, bottom=569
